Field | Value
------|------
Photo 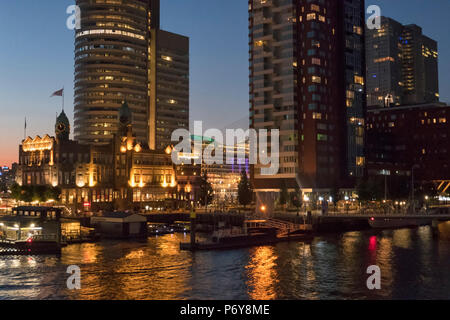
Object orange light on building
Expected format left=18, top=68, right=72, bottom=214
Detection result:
left=127, top=141, right=133, bottom=151
left=77, top=181, right=85, bottom=188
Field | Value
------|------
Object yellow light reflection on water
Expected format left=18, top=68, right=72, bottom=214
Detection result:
left=392, top=229, right=413, bottom=249
left=246, top=246, right=278, bottom=300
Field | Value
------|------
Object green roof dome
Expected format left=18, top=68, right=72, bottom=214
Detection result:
left=55, top=110, right=70, bottom=140
left=118, top=100, right=132, bottom=126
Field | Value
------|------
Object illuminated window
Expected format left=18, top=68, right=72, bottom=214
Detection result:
left=312, top=76, right=321, bottom=83
left=356, top=157, right=365, bottom=166
left=354, top=75, right=364, bottom=85
left=353, top=26, right=362, bottom=35
left=374, top=57, right=395, bottom=63
left=346, top=90, right=355, bottom=99
left=311, top=4, right=320, bottom=12
left=307, top=13, right=316, bottom=21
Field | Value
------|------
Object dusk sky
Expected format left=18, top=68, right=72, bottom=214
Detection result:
left=0, top=0, right=449, bottom=167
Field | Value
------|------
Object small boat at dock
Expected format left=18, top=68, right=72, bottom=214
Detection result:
left=368, top=217, right=431, bottom=229
left=180, top=226, right=314, bottom=251
left=147, top=223, right=175, bottom=236
left=0, top=236, right=62, bottom=255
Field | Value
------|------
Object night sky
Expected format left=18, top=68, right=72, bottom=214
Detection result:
left=0, top=0, right=448, bottom=166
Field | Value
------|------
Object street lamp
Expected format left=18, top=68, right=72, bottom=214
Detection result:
left=185, top=182, right=192, bottom=209
left=411, top=164, right=420, bottom=214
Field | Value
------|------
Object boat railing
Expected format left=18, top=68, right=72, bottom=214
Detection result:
left=30, top=234, right=57, bottom=242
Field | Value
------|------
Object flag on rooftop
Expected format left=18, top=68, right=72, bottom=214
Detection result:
left=50, top=88, right=64, bottom=97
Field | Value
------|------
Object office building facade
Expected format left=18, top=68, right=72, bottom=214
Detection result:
left=366, top=17, right=439, bottom=107
left=249, top=0, right=366, bottom=195
left=150, top=30, right=189, bottom=150
left=366, top=102, right=450, bottom=193
left=74, top=0, right=189, bottom=150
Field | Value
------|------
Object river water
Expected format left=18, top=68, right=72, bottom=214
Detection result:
left=2, top=223, right=450, bottom=300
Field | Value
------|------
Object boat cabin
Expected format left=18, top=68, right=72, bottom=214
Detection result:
left=91, top=212, right=147, bottom=238
left=0, top=207, right=62, bottom=242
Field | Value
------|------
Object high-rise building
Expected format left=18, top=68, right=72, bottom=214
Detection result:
left=366, top=17, right=439, bottom=107
left=74, top=0, right=189, bottom=150
left=366, top=102, right=450, bottom=188
left=150, top=30, right=189, bottom=150
left=249, top=0, right=366, bottom=196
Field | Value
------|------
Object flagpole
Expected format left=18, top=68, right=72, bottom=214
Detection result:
left=62, top=87, right=65, bottom=111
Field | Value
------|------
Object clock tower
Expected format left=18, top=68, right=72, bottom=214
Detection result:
left=55, top=110, right=70, bottom=141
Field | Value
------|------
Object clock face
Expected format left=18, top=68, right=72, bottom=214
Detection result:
left=57, top=123, right=65, bottom=132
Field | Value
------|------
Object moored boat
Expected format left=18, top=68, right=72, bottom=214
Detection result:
left=368, top=217, right=431, bottom=229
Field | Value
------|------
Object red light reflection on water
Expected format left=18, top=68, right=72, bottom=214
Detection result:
left=369, top=236, right=377, bottom=251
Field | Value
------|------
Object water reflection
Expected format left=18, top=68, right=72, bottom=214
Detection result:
left=1, top=227, right=450, bottom=299
left=246, top=246, right=278, bottom=300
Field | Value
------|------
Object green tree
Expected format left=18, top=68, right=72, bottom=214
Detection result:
left=279, top=180, right=289, bottom=208
left=290, top=185, right=302, bottom=214
left=330, top=187, right=340, bottom=207
left=356, top=178, right=384, bottom=202
left=33, top=185, right=48, bottom=203
left=45, top=186, right=61, bottom=202
left=10, top=183, right=22, bottom=201
left=21, top=186, right=34, bottom=203
left=199, top=171, right=213, bottom=207
left=238, top=169, right=252, bottom=208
